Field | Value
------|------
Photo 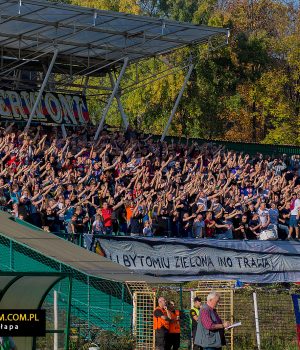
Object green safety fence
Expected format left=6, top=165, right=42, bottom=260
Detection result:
left=150, top=134, right=300, bottom=156
left=0, top=231, right=133, bottom=342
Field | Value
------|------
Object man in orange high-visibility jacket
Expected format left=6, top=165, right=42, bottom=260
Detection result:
left=165, top=300, right=182, bottom=350
left=154, top=296, right=172, bottom=350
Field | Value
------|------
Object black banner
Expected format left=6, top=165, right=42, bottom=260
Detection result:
left=0, top=309, right=46, bottom=336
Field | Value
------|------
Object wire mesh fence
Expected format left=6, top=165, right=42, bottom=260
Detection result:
left=156, top=285, right=299, bottom=350
left=0, top=234, right=133, bottom=350
left=1, top=233, right=299, bottom=349
left=233, top=288, right=298, bottom=350
left=133, top=291, right=156, bottom=350
left=193, top=281, right=235, bottom=350
left=34, top=286, right=300, bottom=350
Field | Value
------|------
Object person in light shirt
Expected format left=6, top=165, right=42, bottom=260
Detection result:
left=257, top=202, right=270, bottom=230
left=288, top=193, right=300, bottom=240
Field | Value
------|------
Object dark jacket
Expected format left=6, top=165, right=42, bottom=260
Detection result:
left=194, top=304, right=226, bottom=348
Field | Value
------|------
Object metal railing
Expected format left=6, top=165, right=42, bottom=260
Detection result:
left=154, top=134, right=300, bottom=156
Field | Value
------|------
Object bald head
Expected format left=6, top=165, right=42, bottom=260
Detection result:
left=158, top=296, right=167, bottom=308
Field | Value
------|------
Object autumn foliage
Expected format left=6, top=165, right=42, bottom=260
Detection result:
left=68, top=0, right=300, bottom=145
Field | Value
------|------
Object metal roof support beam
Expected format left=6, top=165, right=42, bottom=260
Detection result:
left=0, top=49, right=51, bottom=77
left=61, top=124, right=67, bottom=139
left=83, top=75, right=89, bottom=95
left=122, top=59, right=188, bottom=93
left=161, top=63, right=194, bottom=142
left=24, top=48, right=58, bottom=132
left=116, top=95, right=129, bottom=131
left=109, top=72, right=129, bottom=131
left=94, top=57, right=129, bottom=140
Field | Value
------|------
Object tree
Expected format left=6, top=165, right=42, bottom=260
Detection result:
left=64, top=0, right=300, bottom=144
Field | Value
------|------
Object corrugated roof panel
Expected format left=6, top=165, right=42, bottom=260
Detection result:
left=0, top=211, right=167, bottom=283
left=0, top=21, right=42, bottom=35
left=0, top=0, right=228, bottom=75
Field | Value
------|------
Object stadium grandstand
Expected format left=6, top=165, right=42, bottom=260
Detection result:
left=1, top=1, right=300, bottom=350
left=0, top=123, right=299, bottom=242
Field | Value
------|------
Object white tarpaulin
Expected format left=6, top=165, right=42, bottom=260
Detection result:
left=97, top=237, right=300, bottom=283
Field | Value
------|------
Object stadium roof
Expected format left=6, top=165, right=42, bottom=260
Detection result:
left=0, top=210, right=169, bottom=284
left=0, top=0, right=228, bottom=76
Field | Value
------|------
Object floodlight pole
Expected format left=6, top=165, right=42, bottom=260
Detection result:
left=94, top=57, right=129, bottom=141
left=160, top=63, right=194, bottom=142
left=109, top=72, right=129, bottom=130
left=25, top=48, right=58, bottom=132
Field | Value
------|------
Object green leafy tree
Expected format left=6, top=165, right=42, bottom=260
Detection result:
left=64, top=0, right=300, bottom=144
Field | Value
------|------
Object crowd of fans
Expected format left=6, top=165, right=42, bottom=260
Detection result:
left=0, top=123, right=300, bottom=242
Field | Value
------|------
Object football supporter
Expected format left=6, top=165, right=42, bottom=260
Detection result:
left=0, top=123, right=299, bottom=241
